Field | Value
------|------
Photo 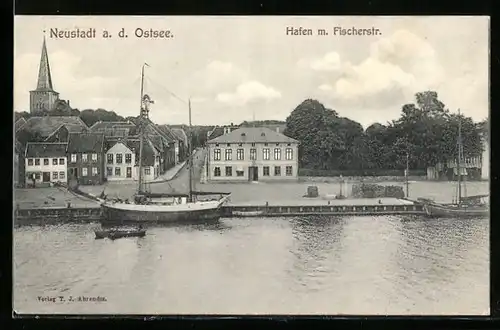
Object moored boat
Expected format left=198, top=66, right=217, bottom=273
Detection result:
left=100, top=63, right=231, bottom=225
left=421, top=109, right=489, bottom=218
left=95, top=229, right=146, bottom=239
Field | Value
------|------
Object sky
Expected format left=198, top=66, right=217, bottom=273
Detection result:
left=14, top=16, right=489, bottom=127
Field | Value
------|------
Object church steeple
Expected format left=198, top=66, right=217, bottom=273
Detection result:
left=29, top=37, right=59, bottom=114
left=36, top=36, right=54, bottom=91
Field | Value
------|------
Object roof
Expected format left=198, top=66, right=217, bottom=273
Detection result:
left=207, top=127, right=298, bottom=144
left=21, top=116, right=88, bottom=137
left=15, top=118, right=27, bottom=132
left=67, top=133, right=105, bottom=153
left=89, top=120, right=136, bottom=132
left=124, top=138, right=157, bottom=166
left=148, top=135, right=164, bottom=152
left=25, top=142, right=68, bottom=158
left=154, top=122, right=178, bottom=142
left=171, top=128, right=188, bottom=146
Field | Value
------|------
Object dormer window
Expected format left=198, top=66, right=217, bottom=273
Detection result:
left=261, top=132, right=266, bottom=136
left=238, top=143, right=242, bottom=147
left=287, top=143, right=291, bottom=146
left=227, top=143, right=231, bottom=147
left=264, top=143, right=268, bottom=146
left=215, top=143, right=219, bottom=147
left=276, top=143, right=280, bottom=146
left=241, top=133, right=246, bottom=137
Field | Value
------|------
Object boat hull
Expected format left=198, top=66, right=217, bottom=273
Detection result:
left=95, top=230, right=146, bottom=239
left=423, top=203, right=489, bottom=218
left=101, top=203, right=224, bottom=225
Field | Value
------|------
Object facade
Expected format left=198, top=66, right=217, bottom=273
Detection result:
left=206, top=127, right=299, bottom=182
left=24, top=142, right=68, bottom=187
left=105, top=138, right=160, bottom=182
left=30, top=37, right=59, bottom=113
left=67, top=133, right=106, bottom=185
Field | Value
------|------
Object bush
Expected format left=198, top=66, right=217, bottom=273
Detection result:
left=298, top=168, right=427, bottom=177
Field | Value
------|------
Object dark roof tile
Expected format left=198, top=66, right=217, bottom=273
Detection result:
left=208, top=127, right=298, bottom=144
left=25, top=142, right=68, bottom=158
left=67, top=133, right=105, bottom=153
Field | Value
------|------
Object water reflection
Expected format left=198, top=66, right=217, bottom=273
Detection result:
left=289, top=216, right=344, bottom=292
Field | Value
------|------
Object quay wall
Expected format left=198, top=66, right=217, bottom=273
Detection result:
left=15, top=207, right=102, bottom=226
left=299, top=175, right=427, bottom=183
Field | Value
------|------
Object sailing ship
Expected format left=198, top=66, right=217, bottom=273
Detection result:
left=101, top=64, right=230, bottom=224
left=422, top=110, right=489, bottom=218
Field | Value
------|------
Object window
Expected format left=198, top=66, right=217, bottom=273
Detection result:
left=125, top=153, right=132, bottom=164
left=35, top=173, right=40, bottom=180
left=274, top=148, right=281, bottom=160
left=264, top=143, right=268, bottom=146
left=52, top=171, right=58, bottom=179
left=59, top=171, right=65, bottom=179
left=225, top=149, right=232, bottom=161
left=225, top=166, right=232, bottom=176
left=44, top=159, right=49, bottom=165
left=92, top=167, right=98, bottom=176
left=82, top=153, right=88, bottom=162
left=53, top=158, right=58, bottom=165
left=227, top=143, right=231, bottom=147
left=214, top=167, right=221, bottom=177
left=251, top=143, right=256, bottom=147
left=82, top=168, right=88, bottom=176
left=237, top=149, right=244, bottom=160
left=236, top=169, right=244, bottom=177
left=214, top=149, right=221, bottom=161
left=250, top=148, right=257, bottom=160
left=115, top=167, right=121, bottom=176
left=238, top=143, right=243, bottom=147
left=35, top=159, right=40, bottom=166
left=285, top=148, right=293, bottom=160
left=92, top=153, right=98, bottom=161
left=274, top=166, right=281, bottom=176
left=28, top=159, right=33, bottom=166
left=286, top=166, right=293, bottom=176
left=71, top=154, right=77, bottom=163
left=107, top=154, right=113, bottom=164
left=107, top=167, right=113, bottom=176
left=263, top=166, right=270, bottom=176
left=263, top=148, right=270, bottom=160
left=59, top=158, right=65, bottom=165
left=116, top=154, right=123, bottom=164
left=144, top=167, right=150, bottom=175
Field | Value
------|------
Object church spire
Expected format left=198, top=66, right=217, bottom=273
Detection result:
left=36, top=36, right=54, bottom=91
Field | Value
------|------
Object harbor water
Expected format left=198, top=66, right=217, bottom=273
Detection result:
left=14, top=213, right=489, bottom=315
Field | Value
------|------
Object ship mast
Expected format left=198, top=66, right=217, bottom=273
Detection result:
left=137, top=63, right=150, bottom=194
left=187, top=99, right=193, bottom=202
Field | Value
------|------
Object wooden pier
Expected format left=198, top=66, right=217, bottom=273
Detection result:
left=221, top=198, right=425, bottom=218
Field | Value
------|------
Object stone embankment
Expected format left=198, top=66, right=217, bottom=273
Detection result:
left=299, top=175, right=427, bottom=183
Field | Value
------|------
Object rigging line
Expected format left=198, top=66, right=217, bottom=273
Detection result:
left=145, top=75, right=188, bottom=105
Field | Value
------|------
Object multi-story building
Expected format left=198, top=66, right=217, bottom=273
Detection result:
left=206, top=127, right=299, bottom=182
left=66, top=133, right=106, bottom=185
left=105, top=138, right=161, bottom=182
left=24, top=142, right=68, bottom=187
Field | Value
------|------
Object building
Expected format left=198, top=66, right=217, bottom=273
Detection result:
left=206, top=124, right=239, bottom=141
left=29, top=37, right=60, bottom=114
left=66, top=133, right=106, bottom=185
left=206, top=127, right=299, bottom=182
left=24, top=142, right=68, bottom=187
left=171, top=127, right=189, bottom=161
left=16, top=116, right=88, bottom=143
left=14, top=140, right=25, bottom=188
left=105, top=138, right=160, bottom=182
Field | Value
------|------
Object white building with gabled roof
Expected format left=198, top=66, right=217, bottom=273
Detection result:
left=206, top=127, right=299, bottom=182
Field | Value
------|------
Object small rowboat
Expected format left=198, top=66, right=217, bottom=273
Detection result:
left=95, top=229, right=146, bottom=240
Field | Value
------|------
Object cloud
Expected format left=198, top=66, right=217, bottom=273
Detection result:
left=216, top=81, right=282, bottom=106
left=306, top=29, right=445, bottom=107
left=306, top=52, right=342, bottom=71
left=191, top=60, right=248, bottom=95
left=14, top=50, right=121, bottom=111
